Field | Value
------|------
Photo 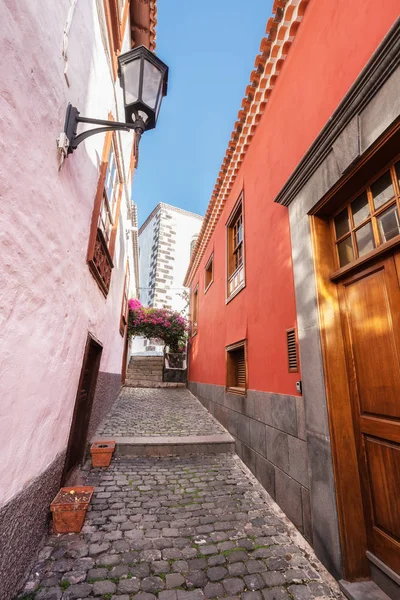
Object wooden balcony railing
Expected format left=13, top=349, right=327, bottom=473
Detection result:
left=88, top=228, right=114, bottom=296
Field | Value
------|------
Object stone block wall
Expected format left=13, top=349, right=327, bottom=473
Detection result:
left=87, top=372, right=122, bottom=442
left=188, top=382, right=311, bottom=541
left=0, top=452, right=66, bottom=600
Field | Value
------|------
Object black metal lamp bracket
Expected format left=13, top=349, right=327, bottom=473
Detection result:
left=61, top=103, right=137, bottom=155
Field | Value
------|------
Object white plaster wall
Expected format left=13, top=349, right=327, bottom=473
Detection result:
left=138, top=214, right=157, bottom=306
left=0, top=0, right=137, bottom=505
left=131, top=214, right=156, bottom=355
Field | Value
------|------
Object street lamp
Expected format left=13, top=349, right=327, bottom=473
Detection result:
left=118, top=45, right=168, bottom=141
left=58, top=45, right=168, bottom=163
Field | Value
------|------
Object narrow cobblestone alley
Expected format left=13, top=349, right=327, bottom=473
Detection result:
left=95, top=389, right=227, bottom=438
left=18, top=389, right=344, bottom=600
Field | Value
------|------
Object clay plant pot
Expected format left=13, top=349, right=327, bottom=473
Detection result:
left=90, top=440, right=116, bottom=467
left=50, top=486, right=94, bottom=534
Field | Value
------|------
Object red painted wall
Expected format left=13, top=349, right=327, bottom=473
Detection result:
left=189, top=0, right=400, bottom=396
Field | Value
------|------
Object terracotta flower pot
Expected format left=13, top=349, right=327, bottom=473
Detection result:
left=50, top=486, right=94, bottom=534
left=90, top=440, right=116, bottom=467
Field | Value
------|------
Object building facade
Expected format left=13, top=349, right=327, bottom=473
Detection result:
left=133, top=203, right=202, bottom=354
left=0, top=1, right=158, bottom=598
left=185, top=1, right=400, bottom=597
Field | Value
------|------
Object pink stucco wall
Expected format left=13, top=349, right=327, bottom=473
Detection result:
left=0, top=0, right=136, bottom=505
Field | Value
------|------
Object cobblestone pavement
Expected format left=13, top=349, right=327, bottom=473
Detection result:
left=95, top=388, right=227, bottom=438
left=20, top=453, right=343, bottom=600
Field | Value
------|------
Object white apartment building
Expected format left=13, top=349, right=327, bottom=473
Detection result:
left=132, top=203, right=203, bottom=353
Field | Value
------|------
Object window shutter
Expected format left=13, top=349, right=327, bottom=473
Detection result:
left=226, top=340, right=247, bottom=394
left=235, top=347, right=246, bottom=387
left=287, top=328, right=298, bottom=372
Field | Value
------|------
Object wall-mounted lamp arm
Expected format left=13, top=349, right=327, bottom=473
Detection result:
left=72, top=120, right=135, bottom=151
left=60, top=103, right=137, bottom=156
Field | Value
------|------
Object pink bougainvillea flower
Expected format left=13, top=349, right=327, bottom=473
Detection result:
left=128, top=298, right=142, bottom=311
left=128, top=302, right=189, bottom=352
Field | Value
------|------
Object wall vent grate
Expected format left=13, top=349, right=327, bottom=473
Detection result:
left=287, top=328, right=299, bottom=373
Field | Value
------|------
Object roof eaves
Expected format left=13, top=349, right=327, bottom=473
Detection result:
left=130, top=0, right=157, bottom=51
left=183, top=0, right=310, bottom=287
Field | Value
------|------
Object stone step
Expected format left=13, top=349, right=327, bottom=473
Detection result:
left=128, top=366, right=163, bottom=371
left=127, top=371, right=163, bottom=377
left=126, top=377, right=163, bottom=383
left=339, top=580, right=392, bottom=600
left=112, top=433, right=235, bottom=458
left=129, top=362, right=164, bottom=367
left=127, top=369, right=163, bottom=375
left=127, top=380, right=164, bottom=384
left=126, top=371, right=162, bottom=379
left=124, top=382, right=186, bottom=388
left=129, top=366, right=163, bottom=369
left=128, top=364, right=163, bottom=368
left=129, top=358, right=164, bottom=364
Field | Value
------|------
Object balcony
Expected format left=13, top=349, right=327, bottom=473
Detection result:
left=88, top=228, right=114, bottom=296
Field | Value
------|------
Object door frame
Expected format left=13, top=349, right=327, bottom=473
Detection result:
left=309, top=122, right=400, bottom=580
left=62, top=332, right=103, bottom=483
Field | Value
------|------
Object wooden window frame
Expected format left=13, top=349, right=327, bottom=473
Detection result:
left=286, top=328, right=299, bottom=373
left=330, top=156, right=400, bottom=272
left=204, top=253, right=214, bottom=293
left=226, top=339, right=248, bottom=395
left=120, top=261, right=130, bottom=335
left=191, top=284, right=199, bottom=337
left=87, top=124, right=123, bottom=297
left=99, top=138, right=121, bottom=244
left=104, top=0, right=129, bottom=79
left=226, top=193, right=245, bottom=302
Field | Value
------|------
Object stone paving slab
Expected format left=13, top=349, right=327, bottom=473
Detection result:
left=113, top=435, right=234, bottom=445
left=95, top=388, right=227, bottom=439
left=124, top=383, right=186, bottom=389
left=19, top=453, right=344, bottom=600
left=115, top=435, right=235, bottom=458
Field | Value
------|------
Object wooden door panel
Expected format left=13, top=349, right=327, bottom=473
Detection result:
left=360, top=415, right=400, bottom=443
left=340, top=252, right=400, bottom=575
left=343, top=264, right=400, bottom=419
left=63, top=335, right=102, bottom=481
left=365, top=437, right=400, bottom=540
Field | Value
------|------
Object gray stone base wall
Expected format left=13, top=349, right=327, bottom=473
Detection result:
left=0, top=451, right=66, bottom=600
left=87, top=371, right=122, bottom=442
left=163, top=368, right=187, bottom=383
left=188, top=381, right=312, bottom=542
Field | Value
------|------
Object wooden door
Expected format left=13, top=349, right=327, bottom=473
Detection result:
left=338, top=252, right=400, bottom=574
left=63, top=334, right=102, bottom=481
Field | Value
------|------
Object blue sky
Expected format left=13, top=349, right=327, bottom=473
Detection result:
left=133, top=0, right=273, bottom=225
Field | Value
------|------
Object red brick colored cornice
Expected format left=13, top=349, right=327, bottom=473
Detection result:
left=130, top=0, right=157, bottom=51
left=183, top=0, right=310, bottom=287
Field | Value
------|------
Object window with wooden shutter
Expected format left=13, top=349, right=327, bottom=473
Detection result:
left=286, top=328, right=299, bottom=373
left=104, top=0, right=129, bottom=79
left=120, top=262, right=130, bottom=335
left=204, top=253, right=214, bottom=293
left=87, top=127, right=123, bottom=297
left=226, top=193, right=245, bottom=301
left=191, top=285, right=199, bottom=336
left=226, top=340, right=247, bottom=395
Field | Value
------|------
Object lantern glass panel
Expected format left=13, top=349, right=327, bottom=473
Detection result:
left=123, top=59, right=141, bottom=105
left=155, top=91, right=162, bottom=119
left=142, top=60, right=162, bottom=109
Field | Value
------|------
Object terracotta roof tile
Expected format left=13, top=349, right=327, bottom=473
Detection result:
left=130, top=0, right=157, bottom=51
left=149, top=0, right=157, bottom=50
left=184, top=0, right=310, bottom=287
